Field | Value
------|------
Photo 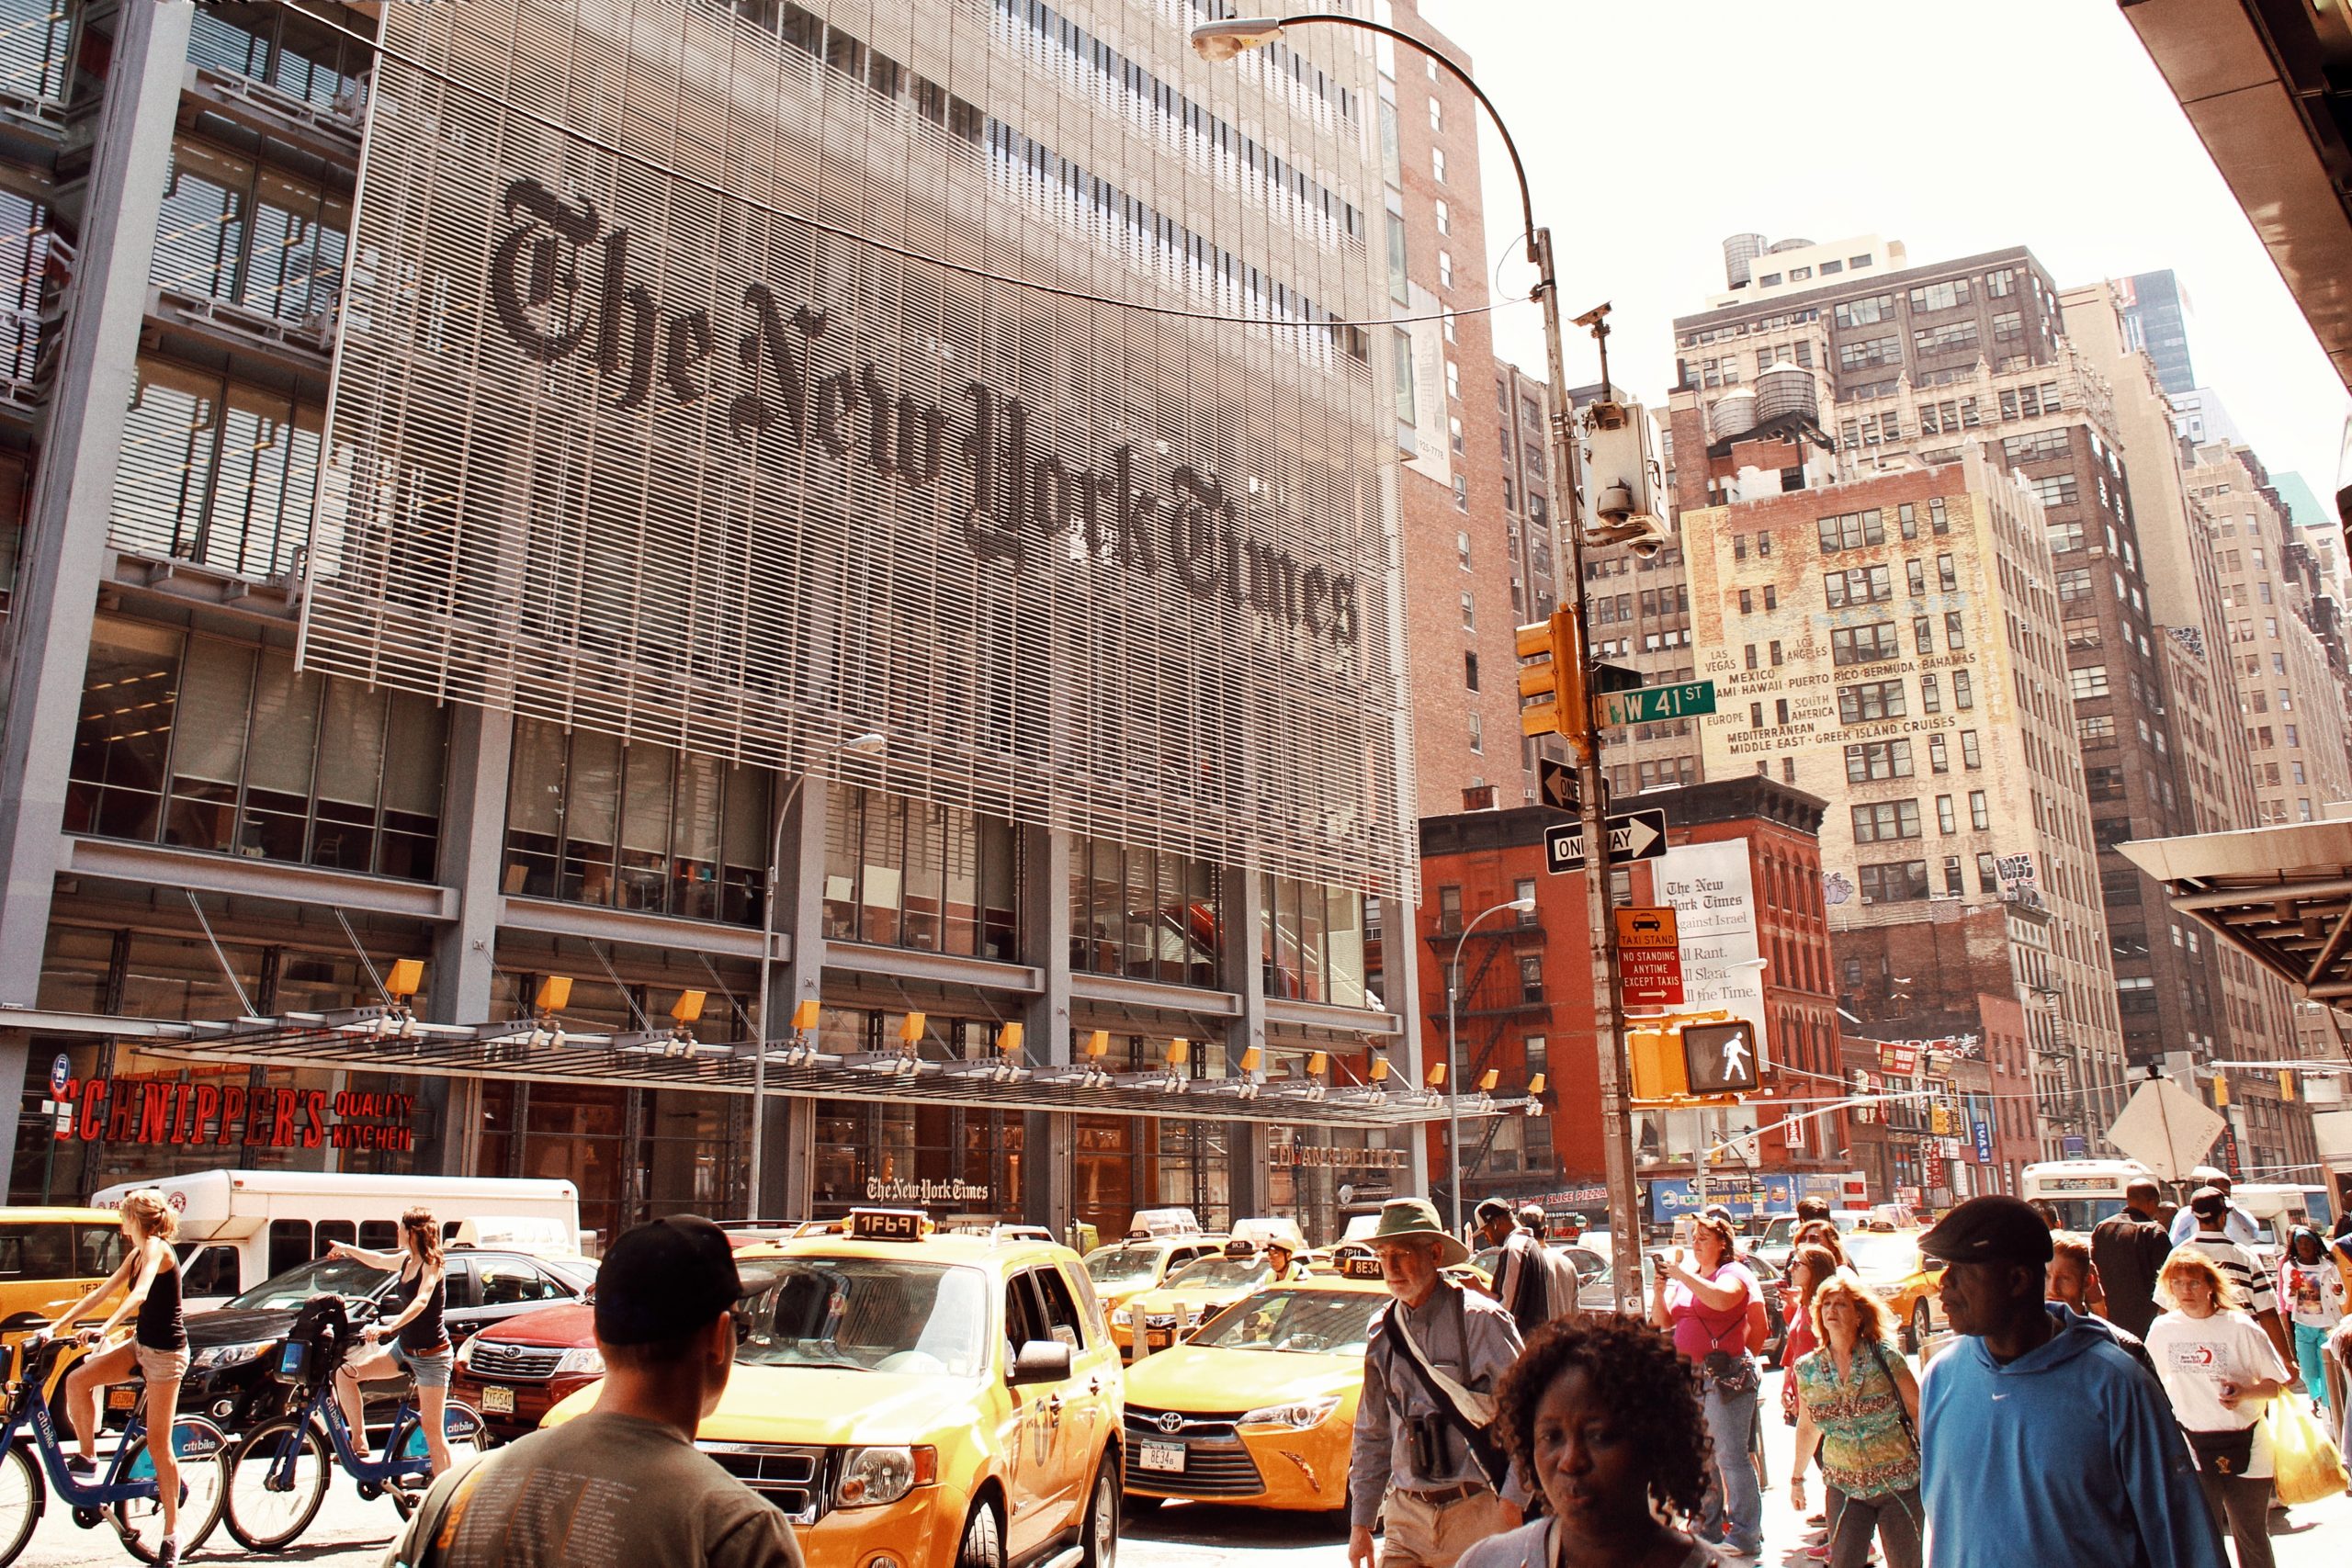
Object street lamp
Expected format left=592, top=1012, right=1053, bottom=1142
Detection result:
left=747, top=729, right=888, bottom=1214
left=1194, top=15, right=1645, bottom=1304
left=1445, top=896, right=1536, bottom=1235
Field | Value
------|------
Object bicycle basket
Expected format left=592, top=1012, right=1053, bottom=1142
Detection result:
left=274, top=1295, right=353, bottom=1387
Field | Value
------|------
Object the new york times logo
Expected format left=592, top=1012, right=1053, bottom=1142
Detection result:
left=487, top=178, right=1362, bottom=648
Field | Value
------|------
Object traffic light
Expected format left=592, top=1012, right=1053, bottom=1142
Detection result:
left=1516, top=607, right=1585, bottom=737
left=1628, top=1013, right=1755, bottom=1103
left=1681, top=1021, right=1760, bottom=1095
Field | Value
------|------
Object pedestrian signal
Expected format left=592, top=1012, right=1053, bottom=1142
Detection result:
left=1680, top=1021, right=1759, bottom=1095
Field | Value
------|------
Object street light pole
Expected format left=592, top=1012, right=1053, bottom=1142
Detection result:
left=748, top=730, right=887, bottom=1216
left=1194, top=14, right=1646, bottom=1308
left=1447, top=896, right=1538, bottom=1236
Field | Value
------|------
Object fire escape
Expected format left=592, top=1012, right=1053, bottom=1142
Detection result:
left=1424, top=911, right=1553, bottom=1196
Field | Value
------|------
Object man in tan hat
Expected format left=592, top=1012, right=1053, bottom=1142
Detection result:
left=1346, top=1197, right=1525, bottom=1568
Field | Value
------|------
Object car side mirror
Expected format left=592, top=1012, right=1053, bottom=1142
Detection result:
left=1009, top=1338, right=1072, bottom=1385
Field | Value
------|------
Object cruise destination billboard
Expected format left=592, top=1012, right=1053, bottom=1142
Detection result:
left=300, top=0, right=1407, bottom=892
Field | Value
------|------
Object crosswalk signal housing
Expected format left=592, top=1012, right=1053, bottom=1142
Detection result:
left=1515, top=608, right=1584, bottom=738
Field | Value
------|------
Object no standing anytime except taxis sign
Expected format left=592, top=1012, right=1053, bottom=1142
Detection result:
left=1615, top=906, right=1684, bottom=1006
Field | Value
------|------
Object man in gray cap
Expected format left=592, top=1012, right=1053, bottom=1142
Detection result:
left=1916, top=1195, right=2222, bottom=1568
left=1348, top=1197, right=1524, bottom=1568
left=388, top=1215, right=800, bottom=1568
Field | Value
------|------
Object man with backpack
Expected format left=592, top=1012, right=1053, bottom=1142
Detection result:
left=1348, top=1198, right=1525, bottom=1568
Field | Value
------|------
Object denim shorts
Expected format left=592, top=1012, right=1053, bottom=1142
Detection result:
left=388, top=1340, right=454, bottom=1390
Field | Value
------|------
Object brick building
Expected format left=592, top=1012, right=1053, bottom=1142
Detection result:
left=1415, top=777, right=1845, bottom=1220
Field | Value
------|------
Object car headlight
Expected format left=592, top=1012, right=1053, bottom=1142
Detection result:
left=835, top=1445, right=937, bottom=1507
left=1238, top=1397, right=1340, bottom=1430
left=1112, top=1309, right=1132, bottom=1327
left=1871, top=1284, right=1901, bottom=1300
left=553, top=1348, right=605, bottom=1377
left=190, top=1341, right=273, bottom=1373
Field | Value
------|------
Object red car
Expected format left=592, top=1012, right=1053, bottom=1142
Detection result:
left=450, top=1300, right=603, bottom=1442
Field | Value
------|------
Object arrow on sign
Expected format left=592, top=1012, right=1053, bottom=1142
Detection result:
left=1543, top=808, right=1668, bottom=873
left=1538, top=757, right=1577, bottom=812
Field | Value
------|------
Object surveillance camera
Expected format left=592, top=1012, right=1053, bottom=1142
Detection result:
left=1625, top=533, right=1664, bottom=561
left=1595, top=481, right=1635, bottom=525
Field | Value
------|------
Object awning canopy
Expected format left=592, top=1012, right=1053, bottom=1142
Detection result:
left=98, top=1008, right=1532, bottom=1131
left=2120, top=819, right=2352, bottom=1000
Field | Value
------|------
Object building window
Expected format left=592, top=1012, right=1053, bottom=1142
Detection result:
left=1908, top=278, right=1973, bottom=311
left=1433, top=197, right=1450, bottom=234
left=1970, top=790, right=1990, bottom=829
left=1952, top=670, right=1974, bottom=710
left=1468, top=713, right=1484, bottom=753
left=1837, top=679, right=1906, bottom=723
left=1439, top=886, right=1463, bottom=934
left=1523, top=1033, right=1547, bottom=1073
left=1831, top=623, right=1902, bottom=667
left=1824, top=565, right=1894, bottom=607
left=1817, top=510, right=1887, bottom=553
left=1937, top=795, right=1957, bottom=834
left=1432, top=145, right=1446, bottom=182
left=153, top=135, right=350, bottom=327
left=1438, top=250, right=1454, bottom=289
left=2070, top=666, right=2109, bottom=701
left=69, top=615, right=447, bottom=881
left=112, top=355, right=328, bottom=582
left=1844, top=739, right=1915, bottom=782
left=1851, top=800, right=1923, bottom=842
left=504, top=718, right=777, bottom=926
left=1515, top=880, right=1538, bottom=923
left=1461, top=592, right=1476, bottom=630
left=1859, top=860, right=1930, bottom=905
left=1445, top=359, right=1461, bottom=400
left=1928, top=735, right=1950, bottom=773
left=1961, top=731, right=1983, bottom=769
left=1259, top=873, right=1368, bottom=1005
left=188, top=1, right=368, bottom=109
left=1464, top=650, right=1480, bottom=691
left=1518, top=953, right=1544, bottom=1004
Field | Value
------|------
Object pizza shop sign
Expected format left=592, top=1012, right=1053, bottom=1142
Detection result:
left=52, top=1076, right=417, bottom=1153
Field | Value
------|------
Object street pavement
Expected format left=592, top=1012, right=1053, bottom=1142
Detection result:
left=11, top=1374, right=2348, bottom=1565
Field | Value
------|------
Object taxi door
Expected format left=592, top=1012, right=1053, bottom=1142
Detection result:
left=997, top=1273, right=1059, bottom=1563
left=1022, top=1263, right=1118, bottom=1533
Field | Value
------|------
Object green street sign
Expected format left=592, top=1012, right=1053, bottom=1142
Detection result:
left=1594, top=680, right=1717, bottom=728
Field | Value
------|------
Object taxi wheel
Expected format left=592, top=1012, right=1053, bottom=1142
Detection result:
left=1907, top=1302, right=1930, bottom=1355
left=1079, top=1459, right=1117, bottom=1568
left=956, top=1498, right=1003, bottom=1568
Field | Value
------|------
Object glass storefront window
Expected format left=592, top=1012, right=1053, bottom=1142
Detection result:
left=66, top=616, right=446, bottom=881
left=502, top=718, right=770, bottom=926
left=823, top=784, right=1020, bottom=960
left=1068, top=837, right=1221, bottom=987
left=1261, top=874, right=1369, bottom=1005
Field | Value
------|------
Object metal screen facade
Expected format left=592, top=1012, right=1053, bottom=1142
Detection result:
left=298, top=0, right=1412, bottom=896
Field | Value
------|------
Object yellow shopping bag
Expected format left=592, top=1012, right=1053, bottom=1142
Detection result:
left=2267, top=1394, right=2350, bottom=1506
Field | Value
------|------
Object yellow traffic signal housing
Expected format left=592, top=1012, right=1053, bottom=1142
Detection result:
left=1515, top=607, right=1585, bottom=737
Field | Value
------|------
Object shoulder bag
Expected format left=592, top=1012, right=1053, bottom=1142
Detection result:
left=1383, top=1282, right=1510, bottom=1493
left=1863, top=1337, right=1918, bottom=1454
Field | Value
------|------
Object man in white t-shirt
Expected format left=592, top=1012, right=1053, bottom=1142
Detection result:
left=2178, top=1188, right=2292, bottom=1367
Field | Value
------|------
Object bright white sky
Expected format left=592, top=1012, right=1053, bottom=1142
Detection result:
left=1422, top=0, right=2351, bottom=505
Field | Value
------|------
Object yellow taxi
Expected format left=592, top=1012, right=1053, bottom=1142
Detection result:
left=1118, top=1242, right=1280, bottom=1359
left=1118, top=1255, right=1390, bottom=1515
left=1840, top=1227, right=1946, bottom=1352
left=546, top=1211, right=1123, bottom=1568
left=1080, top=1233, right=1227, bottom=1361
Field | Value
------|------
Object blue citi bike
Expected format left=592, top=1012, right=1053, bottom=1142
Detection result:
left=221, top=1298, right=487, bottom=1551
left=0, top=1335, right=228, bottom=1563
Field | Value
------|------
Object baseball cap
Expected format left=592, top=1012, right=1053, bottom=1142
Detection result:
left=1917, top=1196, right=2055, bottom=1267
left=594, top=1215, right=742, bottom=1346
left=2189, top=1186, right=2228, bottom=1220
left=1475, top=1199, right=1512, bottom=1224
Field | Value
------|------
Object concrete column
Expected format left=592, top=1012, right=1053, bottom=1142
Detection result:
left=1385, top=893, right=1430, bottom=1196
left=1223, top=860, right=1269, bottom=1221
left=424, top=706, right=513, bottom=1175
left=0, top=0, right=193, bottom=1183
left=772, top=773, right=829, bottom=1220
left=1019, top=825, right=1072, bottom=1235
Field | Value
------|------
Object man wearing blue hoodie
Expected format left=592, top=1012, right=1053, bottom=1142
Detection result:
left=1917, top=1196, right=2225, bottom=1568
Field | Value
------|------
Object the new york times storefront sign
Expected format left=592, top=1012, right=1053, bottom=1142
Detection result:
left=489, top=178, right=1363, bottom=647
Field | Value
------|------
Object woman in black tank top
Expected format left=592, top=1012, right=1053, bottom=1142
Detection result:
left=325, top=1206, right=455, bottom=1475
left=45, top=1188, right=192, bottom=1562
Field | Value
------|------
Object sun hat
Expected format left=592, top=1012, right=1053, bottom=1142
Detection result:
left=1367, top=1197, right=1471, bottom=1268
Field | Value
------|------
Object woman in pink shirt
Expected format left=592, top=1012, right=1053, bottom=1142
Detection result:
left=1652, top=1213, right=1766, bottom=1561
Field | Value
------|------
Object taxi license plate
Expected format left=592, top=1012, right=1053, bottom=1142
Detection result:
left=480, top=1386, right=515, bottom=1416
left=107, top=1389, right=138, bottom=1412
left=1137, top=1441, right=1184, bottom=1473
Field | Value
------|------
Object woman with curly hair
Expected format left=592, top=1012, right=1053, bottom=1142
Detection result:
left=1789, top=1269, right=1921, bottom=1568
left=2146, top=1247, right=2291, bottom=1568
left=1455, top=1315, right=1730, bottom=1568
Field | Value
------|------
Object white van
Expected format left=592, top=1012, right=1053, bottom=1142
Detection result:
left=90, top=1170, right=582, bottom=1309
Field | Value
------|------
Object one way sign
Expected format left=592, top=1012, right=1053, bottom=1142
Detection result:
left=1537, top=757, right=1577, bottom=812
left=1544, top=808, right=1668, bottom=874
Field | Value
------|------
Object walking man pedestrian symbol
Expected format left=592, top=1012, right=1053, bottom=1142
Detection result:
left=1719, top=1032, right=1750, bottom=1078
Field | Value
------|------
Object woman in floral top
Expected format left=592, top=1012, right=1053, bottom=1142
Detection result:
left=1789, top=1269, right=1922, bottom=1568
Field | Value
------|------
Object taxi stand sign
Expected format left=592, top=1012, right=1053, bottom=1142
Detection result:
left=1614, top=907, right=1683, bottom=1007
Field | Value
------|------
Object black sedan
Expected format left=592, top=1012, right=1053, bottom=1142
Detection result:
left=170, top=1248, right=594, bottom=1432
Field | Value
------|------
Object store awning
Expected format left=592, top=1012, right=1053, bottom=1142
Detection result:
left=2120, top=819, right=2352, bottom=999
left=105, top=1008, right=1532, bottom=1130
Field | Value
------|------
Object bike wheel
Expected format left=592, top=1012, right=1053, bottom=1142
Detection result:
left=111, top=1416, right=230, bottom=1562
left=0, top=1443, right=44, bottom=1568
left=440, top=1401, right=491, bottom=1464
left=223, top=1415, right=332, bottom=1551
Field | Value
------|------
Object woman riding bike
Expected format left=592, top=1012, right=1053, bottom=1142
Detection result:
left=325, top=1208, right=454, bottom=1477
left=42, top=1190, right=190, bottom=1567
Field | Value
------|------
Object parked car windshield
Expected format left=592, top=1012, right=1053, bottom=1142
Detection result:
left=1083, top=1247, right=1167, bottom=1290
left=1193, top=1289, right=1382, bottom=1355
left=735, top=1258, right=989, bottom=1378
left=224, top=1256, right=393, bottom=1312
left=1841, top=1233, right=1927, bottom=1284
left=1163, top=1256, right=1269, bottom=1291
